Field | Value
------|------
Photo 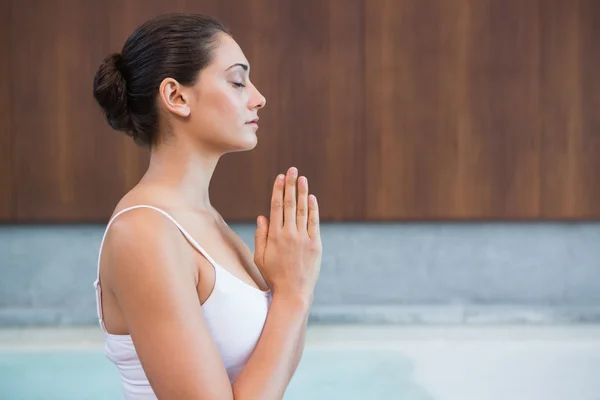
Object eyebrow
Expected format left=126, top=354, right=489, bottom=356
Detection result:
left=226, top=63, right=249, bottom=72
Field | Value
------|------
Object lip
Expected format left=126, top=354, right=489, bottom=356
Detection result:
left=246, top=117, right=259, bottom=125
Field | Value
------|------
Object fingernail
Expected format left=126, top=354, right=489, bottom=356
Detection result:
left=277, top=174, right=285, bottom=183
left=257, top=217, right=262, bottom=227
left=290, top=167, right=297, bottom=177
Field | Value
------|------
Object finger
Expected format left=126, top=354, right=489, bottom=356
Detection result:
left=283, top=167, right=298, bottom=229
left=253, top=216, right=269, bottom=266
left=270, top=174, right=285, bottom=230
left=307, top=194, right=320, bottom=239
left=296, top=176, right=309, bottom=232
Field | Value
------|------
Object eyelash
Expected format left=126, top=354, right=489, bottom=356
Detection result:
left=232, top=82, right=246, bottom=89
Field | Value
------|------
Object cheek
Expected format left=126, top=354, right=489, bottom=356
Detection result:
left=211, top=88, right=245, bottom=119
left=192, top=84, right=248, bottom=137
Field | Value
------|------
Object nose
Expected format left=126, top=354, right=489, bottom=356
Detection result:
left=249, top=84, right=266, bottom=110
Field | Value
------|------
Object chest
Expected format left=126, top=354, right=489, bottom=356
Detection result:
left=175, top=213, right=267, bottom=292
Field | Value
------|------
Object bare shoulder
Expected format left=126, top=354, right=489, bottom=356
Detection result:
left=104, top=205, right=186, bottom=249
left=102, top=206, right=195, bottom=277
left=100, top=205, right=200, bottom=321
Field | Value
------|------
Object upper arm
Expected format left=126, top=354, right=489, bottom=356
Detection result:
left=101, top=209, right=233, bottom=400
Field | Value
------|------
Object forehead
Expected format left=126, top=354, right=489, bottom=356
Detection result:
left=210, top=33, right=249, bottom=70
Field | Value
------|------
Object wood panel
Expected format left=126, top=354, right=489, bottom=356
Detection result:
left=11, top=0, right=120, bottom=222
left=540, top=0, right=600, bottom=219
left=540, top=0, right=583, bottom=218
left=580, top=0, right=600, bottom=218
left=0, top=0, right=12, bottom=221
left=5, top=0, right=600, bottom=222
left=364, top=0, right=542, bottom=220
left=210, top=0, right=366, bottom=221
left=462, top=0, right=542, bottom=219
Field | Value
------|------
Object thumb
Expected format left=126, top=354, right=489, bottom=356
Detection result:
left=254, top=216, right=269, bottom=266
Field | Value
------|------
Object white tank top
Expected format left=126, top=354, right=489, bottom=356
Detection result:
left=93, top=205, right=272, bottom=399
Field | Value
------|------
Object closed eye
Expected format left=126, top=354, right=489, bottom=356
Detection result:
left=232, top=82, right=246, bottom=88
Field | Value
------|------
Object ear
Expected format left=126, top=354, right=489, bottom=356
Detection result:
left=158, top=78, right=191, bottom=118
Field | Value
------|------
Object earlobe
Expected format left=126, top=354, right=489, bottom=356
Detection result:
left=173, top=92, right=190, bottom=118
left=180, top=104, right=191, bottom=117
left=178, top=92, right=191, bottom=117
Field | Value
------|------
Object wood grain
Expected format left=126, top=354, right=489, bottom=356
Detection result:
left=4, top=1, right=600, bottom=222
left=365, top=0, right=466, bottom=219
left=540, top=0, right=600, bottom=219
left=578, top=0, right=600, bottom=218
left=0, top=0, right=12, bottom=221
left=461, top=0, right=541, bottom=219
left=11, top=1, right=113, bottom=222
left=365, top=0, right=542, bottom=220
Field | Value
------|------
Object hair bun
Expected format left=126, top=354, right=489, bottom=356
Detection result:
left=93, top=53, right=135, bottom=134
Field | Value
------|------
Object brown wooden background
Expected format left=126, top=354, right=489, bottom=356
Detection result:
left=1, top=0, right=599, bottom=223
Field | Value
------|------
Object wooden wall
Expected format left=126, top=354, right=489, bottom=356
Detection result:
left=1, top=0, right=599, bottom=223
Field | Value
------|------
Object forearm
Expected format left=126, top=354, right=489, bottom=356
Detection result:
left=232, top=294, right=310, bottom=400
left=288, top=311, right=309, bottom=379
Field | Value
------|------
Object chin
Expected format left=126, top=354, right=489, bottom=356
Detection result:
left=243, top=135, right=259, bottom=151
left=225, top=133, right=258, bottom=153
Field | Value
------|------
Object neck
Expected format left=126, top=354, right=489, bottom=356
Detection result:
left=142, top=138, right=221, bottom=212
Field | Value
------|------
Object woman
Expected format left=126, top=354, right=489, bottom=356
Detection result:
left=92, top=13, right=322, bottom=400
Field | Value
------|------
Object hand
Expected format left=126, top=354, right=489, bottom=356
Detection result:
left=254, top=167, right=322, bottom=304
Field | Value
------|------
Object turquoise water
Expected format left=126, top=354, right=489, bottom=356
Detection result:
left=3, top=325, right=600, bottom=399
left=0, top=348, right=434, bottom=400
